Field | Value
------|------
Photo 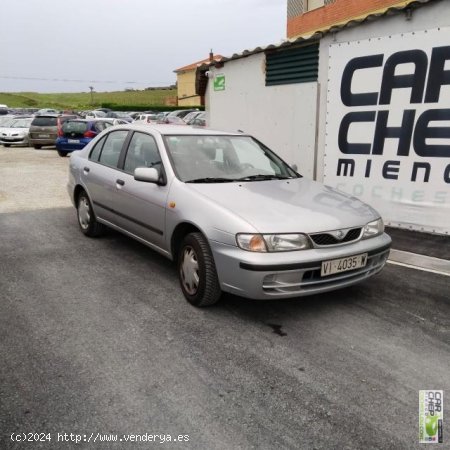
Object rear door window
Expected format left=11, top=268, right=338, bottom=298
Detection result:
left=89, top=135, right=107, bottom=161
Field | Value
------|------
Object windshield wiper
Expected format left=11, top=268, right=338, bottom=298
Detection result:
left=185, top=177, right=236, bottom=183
left=237, top=174, right=292, bottom=181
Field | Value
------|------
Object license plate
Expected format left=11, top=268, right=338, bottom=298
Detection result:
left=38, top=134, right=50, bottom=138
left=321, top=253, right=368, bottom=277
left=68, top=139, right=80, bottom=143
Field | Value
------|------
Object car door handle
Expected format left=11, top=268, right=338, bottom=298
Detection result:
left=116, top=179, right=125, bottom=186
left=83, top=166, right=90, bottom=173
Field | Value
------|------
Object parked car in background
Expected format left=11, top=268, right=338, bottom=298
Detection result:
left=0, top=104, right=8, bottom=115
left=182, top=111, right=202, bottom=123
left=68, top=124, right=391, bottom=307
left=104, top=111, right=133, bottom=122
left=186, top=112, right=206, bottom=127
left=133, top=113, right=159, bottom=124
left=56, top=118, right=128, bottom=156
left=167, top=109, right=198, bottom=119
left=157, top=116, right=186, bottom=125
left=36, top=108, right=59, bottom=115
left=29, top=115, right=78, bottom=149
left=155, top=112, right=170, bottom=122
left=85, top=110, right=107, bottom=119
left=0, top=117, right=33, bottom=147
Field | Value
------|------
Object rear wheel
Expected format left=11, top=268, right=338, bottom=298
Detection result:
left=3, top=144, right=10, bottom=148
left=178, top=232, right=221, bottom=307
left=57, top=150, right=67, bottom=157
left=33, top=145, right=42, bottom=149
left=77, top=191, right=106, bottom=237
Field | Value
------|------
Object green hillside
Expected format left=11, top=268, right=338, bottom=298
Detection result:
left=0, top=89, right=178, bottom=110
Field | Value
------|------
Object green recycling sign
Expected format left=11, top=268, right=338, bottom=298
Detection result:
left=214, top=74, right=225, bottom=91
left=419, top=390, right=444, bottom=444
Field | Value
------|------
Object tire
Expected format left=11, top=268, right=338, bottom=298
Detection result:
left=77, top=191, right=106, bottom=237
left=178, top=232, right=222, bottom=307
left=33, top=145, right=42, bottom=149
left=57, top=150, right=67, bottom=157
left=4, top=144, right=10, bottom=148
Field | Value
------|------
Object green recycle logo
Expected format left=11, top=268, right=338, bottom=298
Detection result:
left=425, top=415, right=439, bottom=436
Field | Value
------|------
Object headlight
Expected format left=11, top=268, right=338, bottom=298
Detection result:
left=236, top=233, right=311, bottom=252
left=362, top=218, right=384, bottom=239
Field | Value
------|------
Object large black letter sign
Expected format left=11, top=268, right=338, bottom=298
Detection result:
left=341, top=55, right=384, bottom=106
left=379, top=50, right=428, bottom=104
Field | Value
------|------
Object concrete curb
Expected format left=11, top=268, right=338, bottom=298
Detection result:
left=388, top=249, right=450, bottom=277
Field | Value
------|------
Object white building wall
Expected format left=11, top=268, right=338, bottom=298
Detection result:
left=206, top=54, right=318, bottom=179
left=205, top=0, right=449, bottom=234
left=318, top=1, right=450, bottom=234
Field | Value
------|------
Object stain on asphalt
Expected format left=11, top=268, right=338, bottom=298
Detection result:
left=267, top=323, right=287, bottom=336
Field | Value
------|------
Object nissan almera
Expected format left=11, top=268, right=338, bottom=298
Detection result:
left=68, top=124, right=391, bottom=306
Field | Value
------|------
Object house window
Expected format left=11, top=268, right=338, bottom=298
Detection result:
left=307, top=0, right=324, bottom=11
left=265, top=43, right=319, bottom=86
left=288, top=0, right=334, bottom=17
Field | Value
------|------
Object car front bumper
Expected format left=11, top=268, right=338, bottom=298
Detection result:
left=0, top=136, right=28, bottom=145
left=210, top=233, right=392, bottom=299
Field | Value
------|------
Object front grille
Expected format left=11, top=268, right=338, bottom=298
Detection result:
left=310, top=228, right=362, bottom=246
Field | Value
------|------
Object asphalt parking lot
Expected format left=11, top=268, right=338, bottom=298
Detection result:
left=0, top=147, right=449, bottom=449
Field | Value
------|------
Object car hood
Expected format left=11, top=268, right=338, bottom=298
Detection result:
left=187, top=177, right=379, bottom=234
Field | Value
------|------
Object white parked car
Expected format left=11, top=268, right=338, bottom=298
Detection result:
left=0, top=117, right=33, bottom=147
left=133, top=113, right=159, bottom=124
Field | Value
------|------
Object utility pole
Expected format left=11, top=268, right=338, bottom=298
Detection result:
left=89, top=86, right=94, bottom=106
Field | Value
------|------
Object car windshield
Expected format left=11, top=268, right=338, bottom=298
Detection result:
left=10, top=118, right=33, bottom=128
left=164, top=135, right=299, bottom=183
left=0, top=117, right=14, bottom=127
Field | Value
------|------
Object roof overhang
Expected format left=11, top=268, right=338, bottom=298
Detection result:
left=195, top=0, right=435, bottom=96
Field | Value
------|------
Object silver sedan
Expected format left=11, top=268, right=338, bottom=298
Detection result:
left=68, top=124, right=391, bottom=306
left=0, top=117, right=33, bottom=147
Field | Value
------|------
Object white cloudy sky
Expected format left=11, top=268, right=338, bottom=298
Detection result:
left=0, top=0, right=286, bottom=92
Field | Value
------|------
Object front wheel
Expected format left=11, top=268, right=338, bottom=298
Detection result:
left=57, top=150, right=67, bottom=157
left=3, top=144, right=10, bottom=148
left=33, top=145, right=42, bottom=149
left=77, top=191, right=106, bottom=237
left=178, top=232, right=222, bottom=307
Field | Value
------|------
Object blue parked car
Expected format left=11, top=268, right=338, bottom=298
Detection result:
left=56, top=118, right=128, bottom=157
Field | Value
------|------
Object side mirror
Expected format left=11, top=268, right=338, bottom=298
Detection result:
left=291, top=164, right=298, bottom=172
left=134, top=167, right=159, bottom=183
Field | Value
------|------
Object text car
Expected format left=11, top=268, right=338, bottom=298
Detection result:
left=67, top=125, right=391, bottom=307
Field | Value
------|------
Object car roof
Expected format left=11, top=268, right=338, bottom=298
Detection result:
left=112, top=123, right=241, bottom=136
